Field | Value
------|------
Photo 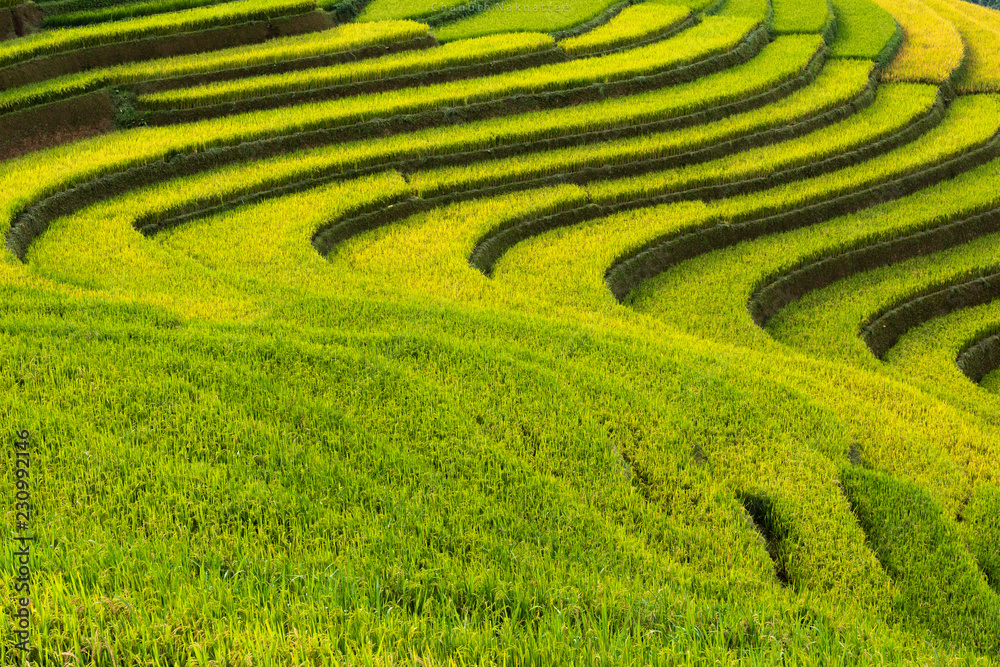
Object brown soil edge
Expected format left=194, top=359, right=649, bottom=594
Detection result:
left=602, top=108, right=1000, bottom=304
left=0, top=8, right=14, bottom=40
left=0, top=10, right=332, bottom=90
left=564, top=10, right=699, bottom=59
left=134, top=46, right=571, bottom=123
left=957, top=329, right=1000, bottom=384
left=748, top=207, right=1000, bottom=330
left=4, top=22, right=770, bottom=259
left=137, top=21, right=769, bottom=125
left=860, top=270, right=1000, bottom=360
left=2, top=3, right=43, bottom=42
left=469, top=76, right=943, bottom=275
left=138, top=39, right=826, bottom=241
left=0, top=89, right=114, bottom=160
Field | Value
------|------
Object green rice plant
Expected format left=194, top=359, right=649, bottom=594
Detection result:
left=540, top=215, right=995, bottom=506
left=770, top=237, right=1000, bottom=363
left=0, top=34, right=814, bottom=245
left=987, top=367, right=1000, bottom=391
left=949, top=0, right=1000, bottom=21
left=716, top=0, right=770, bottom=22
left=620, top=235, right=1000, bottom=578
left=923, top=0, right=1000, bottom=92
left=0, top=235, right=979, bottom=664
left=410, top=55, right=869, bottom=198
left=956, top=324, right=1000, bottom=387
left=359, top=32, right=815, bottom=156
left=0, top=21, right=431, bottom=113
left=884, top=300, right=1000, bottom=421
left=116, top=41, right=839, bottom=215
left=124, top=19, right=429, bottom=75
left=0, top=199, right=963, bottom=664
left=10, top=37, right=829, bottom=248
left=432, top=0, right=629, bottom=41
left=49, top=149, right=1000, bottom=529
left=476, top=87, right=988, bottom=297
left=163, top=177, right=590, bottom=305
left=303, top=205, right=909, bottom=610
left=563, top=83, right=939, bottom=206
left=840, top=466, right=1000, bottom=654
left=17, top=36, right=837, bottom=249
left=137, top=16, right=754, bottom=110
left=7, top=75, right=1000, bottom=667
left=143, top=36, right=833, bottom=224
left=634, top=154, right=1000, bottom=345
left=702, top=95, right=1000, bottom=218
left=963, top=483, right=1000, bottom=589
left=830, top=0, right=900, bottom=60
left=137, top=32, right=556, bottom=109
left=873, top=0, right=965, bottom=84
left=772, top=0, right=830, bottom=34
left=650, top=0, right=716, bottom=9
left=354, top=0, right=492, bottom=23
left=26, top=170, right=417, bottom=319
left=5, top=0, right=1000, bottom=661
left=627, top=154, right=1000, bottom=448
left=695, top=206, right=1000, bottom=419
left=589, top=94, right=1000, bottom=308
left=42, top=0, right=229, bottom=27
left=36, top=0, right=154, bottom=10
left=0, top=0, right=316, bottom=68
left=242, top=36, right=827, bottom=181
left=557, top=3, right=691, bottom=56
left=643, top=0, right=716, bottom=12
left=477, top=183, right=1000, bottom=515
left=410, top=60, right=882, bottom=198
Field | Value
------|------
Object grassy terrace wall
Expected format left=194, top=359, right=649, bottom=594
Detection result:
left=3, top=0, right=1000, bottom=662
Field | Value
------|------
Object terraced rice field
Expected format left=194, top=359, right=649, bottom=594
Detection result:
left=2, top=0, right=1000, bottom=663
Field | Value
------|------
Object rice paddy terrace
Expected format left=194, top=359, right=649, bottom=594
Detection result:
left=1, top=0, right=1000, bottom=662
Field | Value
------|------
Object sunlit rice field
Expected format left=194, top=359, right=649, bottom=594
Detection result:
left=2, top=0, right=1000, bottom=663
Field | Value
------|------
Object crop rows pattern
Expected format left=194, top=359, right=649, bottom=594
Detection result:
left=3, top=0, right=1000, bottom=663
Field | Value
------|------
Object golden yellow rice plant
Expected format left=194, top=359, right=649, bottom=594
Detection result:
left=871, top=0, right=964, bottom=84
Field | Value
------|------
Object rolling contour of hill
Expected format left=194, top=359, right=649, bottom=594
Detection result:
left=2, top=0, right=1000, bottom=663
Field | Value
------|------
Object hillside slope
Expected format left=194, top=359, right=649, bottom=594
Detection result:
left=2, top=0, right=1000, bottom=663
